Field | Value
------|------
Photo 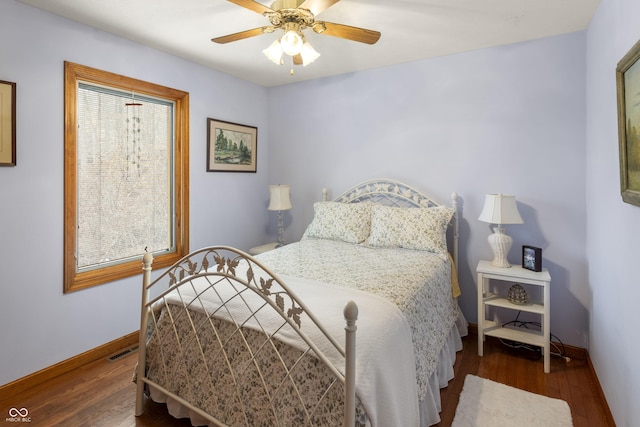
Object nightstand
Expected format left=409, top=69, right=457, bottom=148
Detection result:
left=476, top=260, right=552, bottom=373
left=249, top=242, right=279, bottom=255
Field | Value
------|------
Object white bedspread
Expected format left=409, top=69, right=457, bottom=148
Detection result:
left=164, top=271, right=420, bottom=427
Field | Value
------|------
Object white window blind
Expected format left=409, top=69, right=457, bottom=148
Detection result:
left=76, top=83, right=174, bottom=271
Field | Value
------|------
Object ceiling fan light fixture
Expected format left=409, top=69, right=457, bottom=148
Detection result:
left=263, top=39, right=283, bottom=64
left=213, top=0, right=381, bottom=75
left=300, top=41, right=320, bottom=66
left=280, top=30, right=303, bottom=56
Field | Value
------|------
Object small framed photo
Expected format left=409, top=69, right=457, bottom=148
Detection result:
left=522, top=245, right=542, bottom=272
left=207, top=118, right=257, bottom=172
left=0, top=80, right=16, bottom=166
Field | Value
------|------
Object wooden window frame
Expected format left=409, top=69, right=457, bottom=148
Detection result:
left=64, top=62, right=189, bottom=293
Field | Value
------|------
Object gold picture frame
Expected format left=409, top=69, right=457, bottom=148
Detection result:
left=0, top=80, right=16, bottom=166
left=617, top=39, right=640, bottom=206
left=207, top=118, right=257, bottom=172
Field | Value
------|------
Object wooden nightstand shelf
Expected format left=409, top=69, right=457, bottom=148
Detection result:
left=249, top=242, right=279, bottom=255
left=476, top=260, right=552, bottom=373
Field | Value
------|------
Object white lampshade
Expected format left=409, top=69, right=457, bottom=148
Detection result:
left=300, top=41, right=320, bottom=66
left=263, top=39, right=283, bottom=65
left=268, top=185, right=292, bottom=211
left=478, top=194, right=523, bottom=225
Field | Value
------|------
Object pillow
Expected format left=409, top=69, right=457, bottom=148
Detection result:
left=367, top=205, right=454, bottom=254
left=302, top=202, right=372, bottom=244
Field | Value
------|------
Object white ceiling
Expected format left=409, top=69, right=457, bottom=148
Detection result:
left=18, top=0, right=600, bottom=87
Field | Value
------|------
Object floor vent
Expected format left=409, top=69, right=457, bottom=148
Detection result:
left=107, top=345, right=139, bottom=362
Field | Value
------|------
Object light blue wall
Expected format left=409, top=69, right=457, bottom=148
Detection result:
left=268, top=32, right=589, bottom=351
left=6, top=1, right=625, bottom=422
left=586, top=0, right=640, bottom=425
left=0, top=1, right=270, bottom=385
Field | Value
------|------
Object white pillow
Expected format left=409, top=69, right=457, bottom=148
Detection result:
left=367, top=205, right=454, bottom=254
left=302, top=202, right=372, bottom=244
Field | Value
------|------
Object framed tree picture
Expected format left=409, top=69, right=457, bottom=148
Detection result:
left=617, top=38, right=640, bottom=206
left=207, top=118, right=257, bottom=172
left=0, top=80, right=16, bottom=166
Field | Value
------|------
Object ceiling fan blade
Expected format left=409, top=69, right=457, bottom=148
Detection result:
left=298, top=0, right=340, bottom=16
left=314, top=21, right=380, bottom=44
left=211, top=27, right=273, bottom=44
left=227, top=0, right=274, bottom=15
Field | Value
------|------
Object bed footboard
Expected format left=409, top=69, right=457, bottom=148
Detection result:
left=135, top=247, right=358, bottom=427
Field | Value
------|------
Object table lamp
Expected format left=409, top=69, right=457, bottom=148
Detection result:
left=268, top=184, right=292, bottom=247
left=478, top=194, right=523, bottom=268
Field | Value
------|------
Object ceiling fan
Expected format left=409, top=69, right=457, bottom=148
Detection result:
left=212, top=0, right=381, bottom=71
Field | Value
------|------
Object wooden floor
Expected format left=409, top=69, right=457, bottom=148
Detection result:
left=0, top=331, right=614, bottom=426
left=434, top=333, right=614, bottom=427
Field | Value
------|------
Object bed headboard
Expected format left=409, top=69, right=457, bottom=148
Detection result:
left=322, top=178, right=459, bottom=271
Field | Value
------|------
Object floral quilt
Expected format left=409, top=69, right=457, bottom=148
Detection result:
left=256, top=238, right=459, bottom=400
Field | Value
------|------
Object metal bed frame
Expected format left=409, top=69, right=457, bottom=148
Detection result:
left=135, top=178, right=459, bottom=427
left=135, top=247, right=359, bottom=426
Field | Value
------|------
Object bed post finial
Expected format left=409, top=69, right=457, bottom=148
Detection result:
left=322, top=187, right=328, bottom=202
left=343, top=300, right=358, bottom=427
left=344, top=300, right=358, bottom=323
left=143, top=252, right=153, bottom=268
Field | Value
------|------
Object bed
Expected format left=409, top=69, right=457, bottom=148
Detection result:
left=134, top=178, right=467, bottom=426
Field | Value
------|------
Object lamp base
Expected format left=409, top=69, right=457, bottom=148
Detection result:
left=488, top=227, right=512, bottom=268
left=277, top=210, right=285, bottom=247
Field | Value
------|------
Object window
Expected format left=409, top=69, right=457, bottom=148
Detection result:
left=64, top=62, right=189, bottom=293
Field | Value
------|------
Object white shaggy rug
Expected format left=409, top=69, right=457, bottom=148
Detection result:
left=452, top=374, right=573, bottom=427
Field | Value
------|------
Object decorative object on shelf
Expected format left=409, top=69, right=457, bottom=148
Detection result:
left=522, top=245, right=542, bottom=272
left=0, top=80, right=16, bottom=166
left=268, top=184, right=292, bottom=247
left=478, top=194, right=524, bottom=268
left=207, top=118, right=257, bottom=172
left=507, top=284, right=529, bottom=305
left=616, top=37, right=640, bottom=206
left=211, top=0, right=380, bottom=76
